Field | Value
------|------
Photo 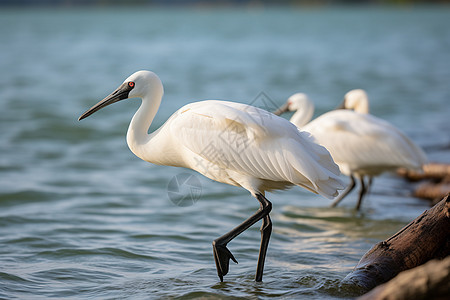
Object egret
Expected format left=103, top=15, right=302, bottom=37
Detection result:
left=274, top=90, right=427, bottom=210
left=78, top=70, right=344, bottom=282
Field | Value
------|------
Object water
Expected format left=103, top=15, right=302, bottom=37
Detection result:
left=1, top=6, right=450, bottom=299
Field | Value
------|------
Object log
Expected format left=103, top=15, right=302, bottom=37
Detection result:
left=357, top=256, right=450, bottom=300
left=397, top=163, right=450, bottom=202
left=341, top=194, right=450, bottom=294
left=397, top=163, right=450, bottom=182
left=414, top=179, right=450, bottom=205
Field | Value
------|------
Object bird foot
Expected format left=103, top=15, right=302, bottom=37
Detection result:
left=212, top=241, right=238, bottom=282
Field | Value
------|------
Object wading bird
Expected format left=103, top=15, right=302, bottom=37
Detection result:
left=274, top=90, right=427, bottom=210
left=79, top=70, right=344, bottom=282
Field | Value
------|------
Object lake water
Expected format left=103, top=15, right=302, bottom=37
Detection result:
left=1, top=6, right=449, bottom=299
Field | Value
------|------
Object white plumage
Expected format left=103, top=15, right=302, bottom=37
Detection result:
left=79, top=70, right=344, bottom=282
left=275, top=90, right=427, bottom=210
left=165, top=100, right=342, bottom=197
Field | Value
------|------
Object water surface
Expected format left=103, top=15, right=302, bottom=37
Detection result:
left=1, top=6, right=449, bottom=299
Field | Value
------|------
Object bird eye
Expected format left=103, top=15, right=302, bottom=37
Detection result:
left=128, top=81, right=135, bottom=88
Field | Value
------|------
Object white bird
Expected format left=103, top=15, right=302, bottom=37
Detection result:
left=274, top=89, right=427, bottom=210
left=78, top=70, right=344, bottom=282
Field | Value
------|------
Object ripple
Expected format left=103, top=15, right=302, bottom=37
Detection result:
left=36, top=247, right=157, bottom=261
left=3, top=236, right=67, bottom=250
left=31, top=267, right=121, bottom=282
left=0, top=190, right=61, bottom=207
left=0, top=271, right=31, bottom=284
left=0, top=214, right=58, bottom=227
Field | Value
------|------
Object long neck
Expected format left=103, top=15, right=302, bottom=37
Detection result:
left=126, top=90, right=162, bottom=160
left=289, top=103, right=314, bottom=128
left=355, top=98, right=370, bottom=114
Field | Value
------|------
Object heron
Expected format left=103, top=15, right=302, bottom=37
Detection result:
left=274, top=90, right=427, bottom=210
left=78, top=70, right=344, bottom=282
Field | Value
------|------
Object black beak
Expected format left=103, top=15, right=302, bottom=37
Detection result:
left=273, top=102, right=290, bottom=116
left=78, top=82, right=133, bottom=121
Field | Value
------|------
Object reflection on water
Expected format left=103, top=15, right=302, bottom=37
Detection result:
left=1, top=6, right=449, bottom=299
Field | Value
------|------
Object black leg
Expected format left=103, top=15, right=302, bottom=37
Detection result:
left=212, top=192, right=272, bottom=282
left=366, top=176, right=373, bottom=194
left=355, top=176, right=367, bottom=211
left=330, top=175, right=356, bottom=207
left=255, top=194, right=272, bottom=282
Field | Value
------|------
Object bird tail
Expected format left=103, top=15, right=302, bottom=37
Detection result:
left=285, top=132, right=345, bottom=199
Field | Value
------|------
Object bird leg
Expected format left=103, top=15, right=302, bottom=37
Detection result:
left=366, top=176, right=373, bottom=194
left=212, top=240, right=238, bottom=282
left=212, top=193, right=272, bottom=282
left=330, top=175, right=356, bottom=207
left=355, top=176, right=367, bottom=211
left=255, top=194, right=272, bottom=282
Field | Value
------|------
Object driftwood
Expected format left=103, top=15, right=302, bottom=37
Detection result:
left=414, top=178, right=450, bottom=205
left=358, top=256, right=450, bottom=300
left=397, top=163, right=450, bottom=203
left=397, top=163, right=450, bottom=181
left=341, top=195, right=450, bottom=294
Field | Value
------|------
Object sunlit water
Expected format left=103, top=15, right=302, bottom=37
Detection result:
left=1, top=6, right=449, bottom=299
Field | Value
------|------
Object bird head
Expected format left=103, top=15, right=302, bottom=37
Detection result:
left=78, top=70, right=163, bottom=121
left=338, top=89, right=369, bottom=114
left=273, top=93, right=311, bottom=115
